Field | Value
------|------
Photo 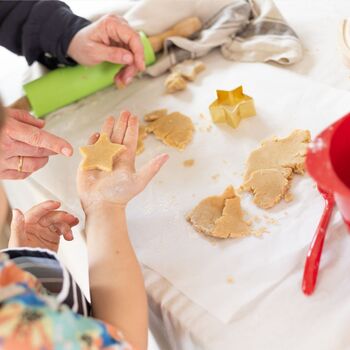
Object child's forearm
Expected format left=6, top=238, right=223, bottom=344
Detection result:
left=85, top=203, right=148, bottom=350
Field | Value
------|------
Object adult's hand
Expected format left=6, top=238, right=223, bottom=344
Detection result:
left=67, top=14, right=145, bottom=87
left=0, top=108, right=73, bottom=180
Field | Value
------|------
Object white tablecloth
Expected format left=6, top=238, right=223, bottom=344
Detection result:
left=4, top=1, right=350, bottom=349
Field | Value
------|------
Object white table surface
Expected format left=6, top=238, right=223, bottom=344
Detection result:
left=3, top=1, right=350, bottom=349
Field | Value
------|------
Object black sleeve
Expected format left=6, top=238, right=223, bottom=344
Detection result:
left=0, top=0, right=91, bottom=69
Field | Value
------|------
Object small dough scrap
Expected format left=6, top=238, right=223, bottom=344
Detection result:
left=242, top=130, right=310, bottom=208
left=183, top=159, right=195, bottom=167
left=242, top=169, right=290, bottom=209
left=165, top=72, right=187, bottom=93
left=171, top=60, right=205, bottom=81
left=284, top=191, right=294, bottom=202
left=187, top=186, right=251, bottom=239
left=136, top=125, right=148, bottom=155
left=227, top=276, right=234, bottom=284
left=145, top=112, right=194, bottom=150
left=144, top=109, right=168, bottom=122
left=80, top=133, right=125, bottom=171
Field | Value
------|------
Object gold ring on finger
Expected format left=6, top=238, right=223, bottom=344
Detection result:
left=17, top=156, right=24, bottom=172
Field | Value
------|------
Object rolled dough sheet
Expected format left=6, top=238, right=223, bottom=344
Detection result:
left=242, top=130, right=310, bottom=209
left=187, top=186, right=251, bottom=239
left=145, top=111, right=194, bottom=150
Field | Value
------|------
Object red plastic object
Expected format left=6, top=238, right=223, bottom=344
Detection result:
left=302, top=186, right=335, bottom=295
left=304, top=113, right=350, bottom=295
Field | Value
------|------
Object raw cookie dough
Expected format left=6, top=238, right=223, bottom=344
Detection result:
left=165, top=72, right=187, bottom=93
left=144, top=109, right=168, bottom=122
left=145, top=111, right=194, bottom=150
left=80, top=133, right=125, bottom=171
left=183, top=159, right=195, bottom=167
left=171, top=60, right=205, bottom=81
left=242, top=130, right=310, bottom=209
left=187, top=186, right=251, bottom=239
left=136, top=125, right=148, bottom=155
left=242, top=169, right=290, bottom=209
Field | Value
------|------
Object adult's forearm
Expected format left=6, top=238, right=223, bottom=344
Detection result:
left=86, top=203, right=148, bottom=350
left=0, top=1, right=90, bottom=68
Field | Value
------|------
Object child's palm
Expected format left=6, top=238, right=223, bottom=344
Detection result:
left=77, top=112, right=168, bottom=212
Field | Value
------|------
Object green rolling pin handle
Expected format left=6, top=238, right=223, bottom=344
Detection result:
left=24, top=32, right=156, bottom=118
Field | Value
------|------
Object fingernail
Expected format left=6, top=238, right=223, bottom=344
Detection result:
left=62, top=147, right=72, bottom=157
left=122, top=54, right=133, bottom=64
left=47, top=200, right=60, bottom=206
left=159, top=154, right=169, bottom=163
left=67, top=232, right=74, bottom=241
left=125, top=76, right=133, bottom=85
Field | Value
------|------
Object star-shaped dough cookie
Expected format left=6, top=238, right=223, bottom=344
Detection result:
left=79, top=133, right=126, bottom=171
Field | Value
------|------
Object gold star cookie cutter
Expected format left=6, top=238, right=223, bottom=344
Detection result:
left=209, top=86, right=256, bottom=128
left=79, top=133, right=126, bottom=171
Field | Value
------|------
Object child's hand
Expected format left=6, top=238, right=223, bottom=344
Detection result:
left=77, top=111, right=168, bottom=214
left=9, top=201, right=79, bottom=252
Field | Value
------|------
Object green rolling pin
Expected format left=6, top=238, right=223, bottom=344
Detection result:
left=10, top=17, right=202, bottom=118
left=25, top=32, right=154, bottom=117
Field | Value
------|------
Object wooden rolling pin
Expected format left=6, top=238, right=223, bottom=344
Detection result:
left=9, top=17, right=202, bottom=117
left=149, top=16, right=202, bottom=52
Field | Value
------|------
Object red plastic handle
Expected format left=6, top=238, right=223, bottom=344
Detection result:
left=302, top=195, right=335, bottom=295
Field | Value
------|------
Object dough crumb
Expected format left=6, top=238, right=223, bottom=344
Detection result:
left=242, top=130, right=310, bottom=209
left=211, top=174, right=220, bottom=181
left=264, top=216, right=278, bottom=225
left=171, top=60, right=205, bottom=81
left=187, top=186, right=251, bottom=239
left=165, top=72, right=187, bottom=93
left=253, top=227, right=268, bottom=237
left=145, top=111, right=194, bottom=150
left=284, top=191, right=294, bottom=202
left=183, top=159, right=195, bottom=167
left=253, top=215, right=261, bottom=223
left=227, top=276, right=235, bottom=284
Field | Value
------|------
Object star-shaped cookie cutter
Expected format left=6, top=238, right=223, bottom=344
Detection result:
left=209, top=86, right=256, bottom=128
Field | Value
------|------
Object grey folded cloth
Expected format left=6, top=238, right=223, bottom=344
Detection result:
left=123, top=0, right=303, bottom=76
